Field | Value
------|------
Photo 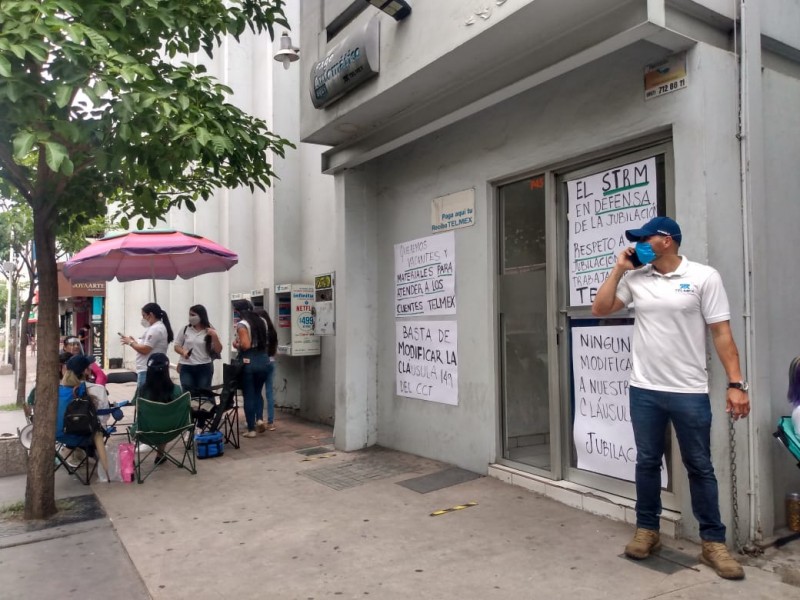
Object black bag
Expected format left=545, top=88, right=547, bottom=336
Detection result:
left=63, top=386, right=99, bottom=436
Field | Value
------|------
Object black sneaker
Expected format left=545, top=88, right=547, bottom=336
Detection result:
left=155, top=454, right=168, bottom=466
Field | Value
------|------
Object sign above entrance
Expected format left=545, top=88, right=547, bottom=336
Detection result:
left=431, top=189, right=475, bottom=233
left=310, top=18, right=380, bottom=109
left=566, top=157, right=657, bottom=306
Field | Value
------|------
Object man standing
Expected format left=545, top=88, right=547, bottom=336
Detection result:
left=592, top=216, right=749, bottom=580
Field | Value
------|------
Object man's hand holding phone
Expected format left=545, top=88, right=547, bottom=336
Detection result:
left=616, top=247, right=640, bottom=272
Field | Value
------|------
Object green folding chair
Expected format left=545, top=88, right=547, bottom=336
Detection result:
left=128, top=392, right=196, bottom=483
left=775, top=416, right=800, bottom=469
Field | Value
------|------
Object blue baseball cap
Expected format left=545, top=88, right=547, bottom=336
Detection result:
left=625, top=216, right=682, bottom=245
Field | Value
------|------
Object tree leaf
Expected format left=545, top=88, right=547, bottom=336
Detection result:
left=55, top=85, right=73, bottom=108
left=0, top=55, right=10, bottom=77
left=60, top=158, right=75, bottom=177
left=12, top=132, right=36, bottom=159
left=43, top=141, right=68, bottom=173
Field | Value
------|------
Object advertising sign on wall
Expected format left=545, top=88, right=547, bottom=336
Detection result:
left=396, top=320, right=458, bottom=405
left=571, top=325, right=667, bottom=486
left=310, top=18, right=380, bottom=109
left=566, top=157, right=657, bottom=306
left=431, top=189, right=475, bottom=233
left=394, top=231, right=456, bottom=318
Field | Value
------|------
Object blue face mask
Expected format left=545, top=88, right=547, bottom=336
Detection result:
left=635, top=242, right=657, bottom=265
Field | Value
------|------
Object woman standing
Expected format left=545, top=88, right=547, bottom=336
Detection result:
left=121, top=302, right=174, bottom=392
left=255, top=308, right=279, bottom=430
left=174, top=304, right=222, bottom=395
left=232, top=299, right=269, bottom=438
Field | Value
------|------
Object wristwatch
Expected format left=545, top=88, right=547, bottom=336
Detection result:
left=728, top=381, right=750, bottom=392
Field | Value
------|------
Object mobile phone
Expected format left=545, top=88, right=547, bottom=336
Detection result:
left=628, top=251, right=643, bottom=269
left=117, top=332, right=124, bottom=337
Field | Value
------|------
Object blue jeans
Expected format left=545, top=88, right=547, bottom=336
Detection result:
left=264, top=361, right=275, bottom=424
left=136, top=371, right=146, bottom=398
left=240, top=350, right=269, bottom=431
left=629, top=386, right=725, bottom=542
left=179, top=363, right=214, bottom=395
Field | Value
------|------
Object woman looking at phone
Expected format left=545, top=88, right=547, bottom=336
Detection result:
left=174, top=304, right=222, bottom=395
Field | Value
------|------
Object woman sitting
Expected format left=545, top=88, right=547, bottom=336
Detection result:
left=137, top=353, right=183, bottom=466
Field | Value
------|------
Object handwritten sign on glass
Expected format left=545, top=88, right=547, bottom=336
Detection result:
left=567, top=157, right=657, bottom=306
left=395, top=231, right=456, bottom=317
left=571, top=325, right=667, bottom=486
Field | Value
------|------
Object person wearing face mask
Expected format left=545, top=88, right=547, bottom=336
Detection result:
left=121, top=302, right=175, bottom=393
left=592, top=216, right=749, bottom=581
left=174, top=304, right=222, bottom=395
left=231, top=299, right=270, bottom=438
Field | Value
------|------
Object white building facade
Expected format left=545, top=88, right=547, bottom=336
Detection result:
left=296, top=0, right=800, bottom=546
left=106, top=0, right=337, bottom=424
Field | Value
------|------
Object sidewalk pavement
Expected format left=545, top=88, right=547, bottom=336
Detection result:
left=1, top=357, right=800, bottom=599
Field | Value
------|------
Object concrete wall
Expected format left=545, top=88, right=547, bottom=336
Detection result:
left=761, top=60, right=800, bottom=529
left=360, top=41, right=745, bottom=539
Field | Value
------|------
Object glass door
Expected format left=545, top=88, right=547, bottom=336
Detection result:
left=498, top=175, right=553, bottom=473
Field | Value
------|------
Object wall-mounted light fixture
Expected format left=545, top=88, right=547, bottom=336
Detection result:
left=365, top=0, right=412, bottom=21
left=273, top=32, right=300, bottom=70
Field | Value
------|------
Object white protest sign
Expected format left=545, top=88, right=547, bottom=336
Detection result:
left=395, top=232, right=456, bottom=317
left=571, top=325, right=667, bottom=486
left=567, top=157, right=657, bottom=306
left=396, top=321, right=458, bottom=405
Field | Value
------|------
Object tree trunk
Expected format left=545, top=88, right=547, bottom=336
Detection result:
left=24, top=209, right=58, bottom=520
left=16, top=289, right=34, bottom=407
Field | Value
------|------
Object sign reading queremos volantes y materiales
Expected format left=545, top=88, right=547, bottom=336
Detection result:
left=571, top=325, right=667, bottom=486
left=395, top=231, right=456, bottom=317
left=567, top=157, right=658, bottom=306
left=396, top=321, right=458, bottom=405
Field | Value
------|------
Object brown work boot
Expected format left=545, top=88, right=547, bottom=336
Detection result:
left=700, top=541, right=745, bottom=580
left=624, top=528, right=661, bottom=559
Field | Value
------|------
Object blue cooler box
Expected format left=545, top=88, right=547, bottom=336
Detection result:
left=196, top=431, right=224, bottom=459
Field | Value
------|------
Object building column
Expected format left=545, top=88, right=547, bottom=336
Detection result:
left=334, top=167, right=378, bottom=451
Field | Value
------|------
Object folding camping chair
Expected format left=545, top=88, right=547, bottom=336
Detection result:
left=774, top=416, right=800, bottom=468
left=204, top=362, right=242, bottom=449
left=128, top=392, right=196, bottom=483
left=54, top=389, right=129, bottom=485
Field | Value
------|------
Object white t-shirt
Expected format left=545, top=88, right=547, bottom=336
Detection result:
left=615, top=257, right=730, bottom=393
left=135, top=320, right=169, bottom=373
left=175, top=325, right=213, bottom=365
left=86, top=382, right=110, bottom=426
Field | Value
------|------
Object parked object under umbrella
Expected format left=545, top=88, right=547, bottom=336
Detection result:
left=63, top=230, right=238, bottom=300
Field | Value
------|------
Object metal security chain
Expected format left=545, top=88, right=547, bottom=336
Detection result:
left=727, top=415, right=743, bottom=552
left=728, top=414, right=762, bottom=556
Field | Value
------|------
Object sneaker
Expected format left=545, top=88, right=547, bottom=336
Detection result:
left=154, top=454, right=168, bottom=466
left=243, top=430, right=257, bottom=438
left=266, top=422, right=276, bottom=431
left=700, top=541, right=745, bottom=580
left=624, top=528, right=661, bottom=560
left=256, top=420, right=266, bottom=433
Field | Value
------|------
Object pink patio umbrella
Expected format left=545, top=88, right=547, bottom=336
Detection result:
left=63, top=230, right=238, bottom=300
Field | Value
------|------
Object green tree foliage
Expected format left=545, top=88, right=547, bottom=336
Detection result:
left=0, top=0, right=291, bottom=519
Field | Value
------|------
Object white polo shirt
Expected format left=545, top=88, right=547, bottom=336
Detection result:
left=135, top=320, right=169, bottom=373
left=615, top=256, right=730, bottom=393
